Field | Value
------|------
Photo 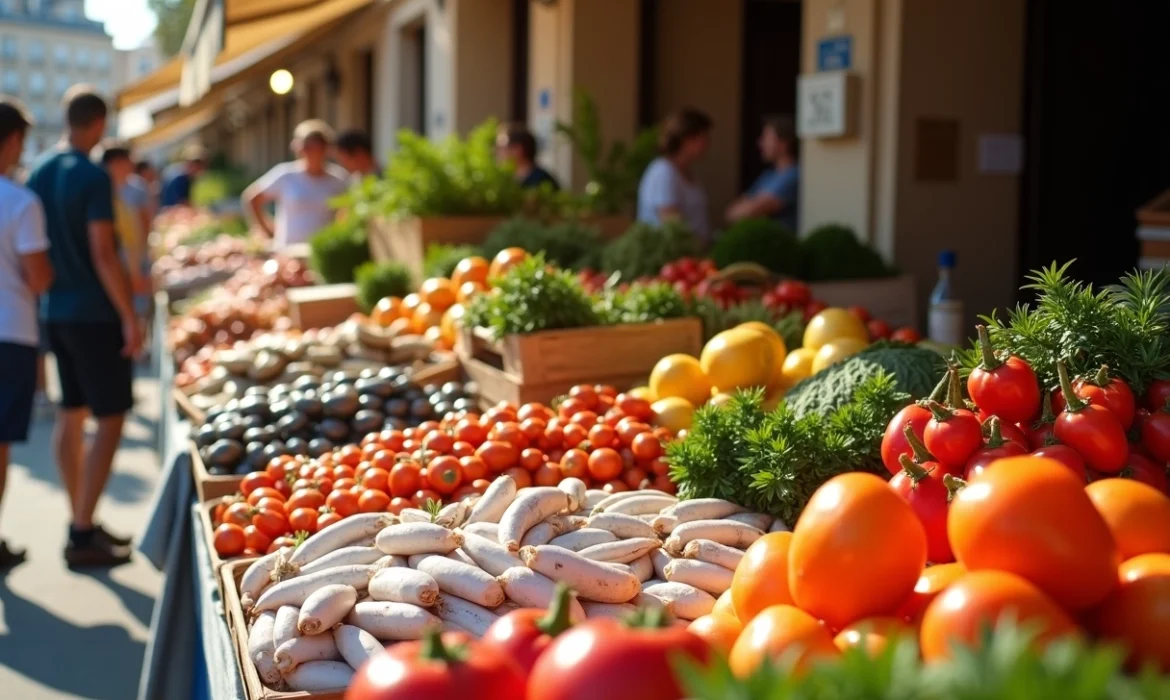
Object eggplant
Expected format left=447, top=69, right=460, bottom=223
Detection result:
left=323, top=388, right=359, bottom=419
left=383, top=398, right=409, bottom=418
left=268, top=399, right=293, bottom=418
left=408, top=398, right=434, bottom=420
left=351, top=409, right=384, bottom=436
left=308, top=437, right=335, bottom=457
left=452, top=397, right=476, bottom=413
left=261, top=441, right=289, bottom=463
left=293, top=395, right=324, bottom=420
left=318, top=418, right=350, bottom=443
left=285, top=436, right=310, bottom=456
left=378, top=365, right=405, bottom=381
left=245, top=441, right=269, bottom=469
left=207, top=439, right=244, bottom=469
left=240, top=414, right=265, bottom=431
left=432, top=401, right=454, bottom=417
left=357, top=393, right=382, bottom=412
left=193, top=423, right=218, bottom=448
left=355, top=377, right=396, bottom=399
left=215, top=418, right=246, bottom=442
left=276, top=411, right=309, bottom=439
left=291, top=375, right=319, bottom=392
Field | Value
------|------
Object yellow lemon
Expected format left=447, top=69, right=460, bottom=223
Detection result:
left=737, top=321, right=788, bottom=385
left=651, top=396, right=696, bottom=434
left=700, top=327, right=775, bottom=394
left=627, top=386, right=653, bottom=401
left=780, top=347, right=818, bottom=386
left=811, top=337, right=869, bottom=374
left=802, top=308, right=869, bottom=352
left=649, top=354, right=712, bottom=407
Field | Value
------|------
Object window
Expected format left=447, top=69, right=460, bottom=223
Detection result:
left=1, top=36, right=17, bottom=61
left=54, top=44, right=69, bottom=68
left=75, top=47, right=89, bottom=69
left=53, top=75, right=69, bottom=97
left=27, top=39, right=44, bottom=65
left=95, top=49, right=110, bottom=71
left=27, top=72, right=45, bottom=96
left=2, top=69, right=18, bottom=92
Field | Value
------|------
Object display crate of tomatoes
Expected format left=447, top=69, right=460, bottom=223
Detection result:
left=456, top=318, right=703, bottom=407
left=192, top=439, right=246, bottom=503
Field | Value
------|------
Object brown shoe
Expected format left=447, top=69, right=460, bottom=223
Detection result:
left=64, top=536, right=132, bottom=569
left=94, top=524, right=133, bottom=547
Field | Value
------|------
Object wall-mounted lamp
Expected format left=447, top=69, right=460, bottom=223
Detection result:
left=269, top=69, right=294, bottom=96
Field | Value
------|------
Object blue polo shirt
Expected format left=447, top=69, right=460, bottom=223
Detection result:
left=160, top=170, right=192, bottom=207
left=748, top=165, right=800, bottom=232
left=25, top=147, right=118, bottom=323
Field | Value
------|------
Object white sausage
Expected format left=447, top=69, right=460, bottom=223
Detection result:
left=641, top=581, right=716, bottom=620
left=557, top=477, right=587, bottom=512
left=596, top=493, right=677, bottom=516
left=346, top=601, right=440, bottom=641
left=665, top=498, right=746, bottom=523
left=369, top=567, right=439, bottom=607
left=433, top=594, right=499, bottom=637
left=413, top=554, right=506, bottom=608
left=375, top=522, right=463, bottom=556
left=547, top=528, right=620, bottom=552
left=520, top=545, right=640, bottom=604
left=496, top=567, right=586, bottom=623
left=463, top=521, right=500, bottom=539
left=466, top=475, right=518, bottom=524
left=247, top=610, right=280, bottom=686
left=519, top=521, right=562, bottom=547
left=587, top=512, right=658, bottom=540
left=297, top=546, right=386, bottom=577
left=253, top=564, right=379, bottom=613
left=458, top=532, right=524, bottom=577
left=333, top=625, right=383, bottom=672
left=288, top=513, right=396, bottom=568
left=273, top=633, right=341, bottom=673
left=580, top=601, right=637, bottom=619
left=664, top=559, right=735, bottom=595
left=498, top=487, right=570, bottom=551
left=283, top=660, right=354, bottom=691
left=665, top=519, right=763, bottom=555
left=725, top=512, right=774, bottom=532
left=273, top=605, right=300, bottom=651
left=240, top=547, right=294, bottom=611
left=682, top=539, right=745, bottom=571
left=298, top=584, right=358, bottom=635
left=577, top=537, right=661, bottom=564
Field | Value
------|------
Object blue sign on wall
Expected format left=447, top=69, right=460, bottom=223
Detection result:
left=816, top=35, right=853, bottom=71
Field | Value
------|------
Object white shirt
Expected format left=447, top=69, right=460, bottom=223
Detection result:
left=250, top=161, right=349, bottom=248
left=636, top=157, right=710, bottom=239
left=0, top=177, right=49, bottom=347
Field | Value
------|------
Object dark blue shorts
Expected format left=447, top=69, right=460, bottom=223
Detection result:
left=47, top=322, right=134, bottom=418
left=0, top=341, right=38, bottom=443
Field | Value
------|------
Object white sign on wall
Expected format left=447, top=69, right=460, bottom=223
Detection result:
left=797, top=72, right=858, bottom=139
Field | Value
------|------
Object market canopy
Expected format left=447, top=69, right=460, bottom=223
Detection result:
left=116, top=0, right=375, bottom=110
left=130, top=101, right=221, bottom=152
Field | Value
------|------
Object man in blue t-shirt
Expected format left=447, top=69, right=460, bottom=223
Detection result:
left=496, top=123, right=560, bottom=191
left=25, top=85, right=138, bottom=568
left=159, top=143, right=207, bottom=208
left=726, top=115, right=800, bottom=232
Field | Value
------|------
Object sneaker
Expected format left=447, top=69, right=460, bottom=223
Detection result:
left=94, top=524, right=133, bottom=547
left=64, top=536, right=132, bottom=569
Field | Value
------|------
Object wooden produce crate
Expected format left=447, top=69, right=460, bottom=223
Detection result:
left=368, top=215, right=506, bottom=279
left=223, top=560, right=350, bottom=700
left=809, top=274, right=919, bottom=330
left=286, top=284, right=359, bottom=330
left=199, top=499, right=257, bottom=598
left=411, top=354, right=463, bottom=386
left=174, top=385, right=207, bottom=425
left=456, top=318, right=703, bottom=406
left=192, top=440, right=245, bottom=503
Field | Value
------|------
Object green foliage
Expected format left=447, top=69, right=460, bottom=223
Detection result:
left=594, top=282, right=689, bottom=325
left=149, top=0, right=196, bottom=57
left=424, top=243, right=483, bottom=279
left=800, top=223, right=894, bottom=281
left=308, top=221, right=372, bottom=284
left=667, top=374, right=909, bottom=523
left=955, top=262, right=1170, bottom=395
left=482, top=217, right=603, bottom=270
left=601, top=221, right=702, bottom=281
left=191, top=168, right=250, bottom=208
left=464, top=254, right=599, bottom=338
left=555, top=90, right=659, bottom=215
left=687, top=298, right=805, bottom=350
left=377, top=120, right=524, bottom=217
left=712, top=218, right=803, bottom=276
left=676, top=620, right=1170, bottom=700
left=784, top=342, right=948, bottom=417
left=355, top=261, right=414, bottom=313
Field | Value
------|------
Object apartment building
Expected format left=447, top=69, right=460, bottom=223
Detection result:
left=0, top=0, right=116, bottom=163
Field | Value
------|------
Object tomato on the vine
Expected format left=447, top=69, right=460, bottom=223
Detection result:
left=924, top=402, right=983, bottom=468
left=1053, top=365, right=1137, bottom=431
left=1119, top=453, right=1169, bottom=493
left=889, top=455, right=955, bottom=564
left=1030, top=444, right=1089, bottom=483
left=1053, top=363, right=1129, bottom=474
left=881, top=403, right=933, bottom=476
left=288, top=507, right=319, bottom=533
left=966, top=325, right=1041, bottom=424
left=213, top=523, right=246, bottom=557
left=1140, top=405, right=1170, bottom=463
left=251, top=508, right=289, bottom=539
left=1146, top=380, right=1170, bottom=413
left=427, top=456, right=464, bottom=495
left=481, top=584, right=574, bottom=673
left=964, top=418, right=1027, bottom=481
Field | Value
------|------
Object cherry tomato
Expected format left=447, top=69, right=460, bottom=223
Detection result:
left=1140, top=406, right=1170, bottom=464
left=729, top=604, right=837, bottom=676
left=458, top=455, right=488, bottom=482
left=359, top=489, right=392, bottom=513
left=318, top=510, right=343, bottom=529
left=587, top=424, right=616, bottom=449
left=881, top=403, right=932, bottom=476
left=895, top=562, right=966, bottom=625
left=327, top=489, right=360, bottom=517
left=890, top=327, right=921, bottom=344
left=502, top=468, right=532, bottom=489
left=889, top=456, right=955, bottom=564
left=388, top=462, right=423, bottom=498
left=240, top=471, right=275, bottom=496
left=587, top=448, right=623, bottom=481
left=867, top=319, right=892, bottom=341
left=1146, top=380, right=1170, bottom=413
left=286, top=488, right=326, bottom=512
left=388, top=496, right=412, bottom=515
left=476, top=441, right=519, bottom=472
left=559, top=449, right=589, bottom=481
left=243, top=525, right=271, bottom=553
left=562, top=423, right=587, bottom=448
left=630, top=433, right=662, bottom=461
left=623, top=467, right=648, bottom=490
left=1054, top=363, right=1129, bottom=474
left=246, top=487, right=284, bottom=507
left=349, top=629, right=526, bottom=700
left=924, top=404, right=983, bottom=469
left=966, top=325, right=1041, bottom=424
left=1054, top=366, right=1137, bottom=431
left=1030, top=444, right=1090, bottom=482
left=533, top=463, right=562, bottom=487
left=964, top=418, right=1027, bottom=481
left=427, top=456, right=464, bottom=495
left=213, top=523, right=246, bottom=558
left=287, top=507, right=319, bottom=534
left=251, top=508, right=289, bottom=539
left=615, top=394, right=653, bottom=422
left=1119, top=453, right=1169, bottom=493
left=223, top=501, right=254, bottom=528
left=1093, top=553, right=1170, bottom=672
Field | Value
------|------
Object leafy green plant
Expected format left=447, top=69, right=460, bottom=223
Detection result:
left=800, top=223, right=894, bottom=281
left=463, top=254, right=599, bottom=338
left=956, top=262, right=1170, bottom=395
left=482, top=217, right=603, bottom=270
left=377, top=120, right=524, bottom=217
left=555, top=90, right=659, bottom=215
left=667, top=375, right=909, bottom=523
left=309, top=220, right=371, bottom=284
left=424, top=243, right=483, bottom=279
left=784, top=342, right=948, bottom=417
left=594, top=282, right=689, bottom=325
left=355, top=260, right=414, bottom=312
left=601, top=221, right=702, bottom=281
left=711, top=218, right=803, bottom=276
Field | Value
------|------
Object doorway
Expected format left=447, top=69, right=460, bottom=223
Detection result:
left=400, top=20, right=428, bottom=135
left=739, top=0, right=802, bottom=191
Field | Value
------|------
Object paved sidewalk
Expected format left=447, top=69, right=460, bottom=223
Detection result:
left=0, top=363, right=163, bottom=700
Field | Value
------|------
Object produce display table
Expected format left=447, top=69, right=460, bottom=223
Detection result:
left=136, top=310, right=246, bottom=700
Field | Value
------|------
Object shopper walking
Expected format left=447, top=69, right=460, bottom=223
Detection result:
left=25, top=86, right=139, bottom=567
left=102, top=142, right=153, bottom=353
left=243, top=119, right=349, bottom=250
left=637, top=108, right=713, bottom=241
left=160, top=143, right=207, bottom=209
left=0, top=96, right=53, bottom=569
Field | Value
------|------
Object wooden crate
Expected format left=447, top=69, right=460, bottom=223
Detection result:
left=222, top=560, right=348, bottom=700
left=192, top=440, right=245, bottom=503
left=199, top=499, right=257, bottom=599
left=174, top=385, right=207, bottom=425
left=809, top=274, right=919, bottom=330
left=411, top=354, right=463, bottom=386
left=456, top=319, right=703, bottom=406
left=368, top=216, right=506, bottom=279
left=286, top=284, right=360, bottom=330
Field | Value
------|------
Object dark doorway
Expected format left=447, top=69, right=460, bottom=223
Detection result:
left=1019, top=0, right=1170, bottom=290
left=511, top=0, right=529, bottom=122
left=361, top=48, right=375, bottom=133
left=739, top=0, right=802, bottom=191
left=400, top=21, right=428, bottom=135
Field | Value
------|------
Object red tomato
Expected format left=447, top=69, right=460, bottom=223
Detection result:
left=630, top=432, right=662, bottom=461
left=288, top=507, right=319, bottom=533
left=1120, top=453, right=1169, bottom=493
left=413, top=489, right=442, bottom=508
left=888, top=457, right=956, bottom=564
left=1054, top=366, right=1138, bottom=431
left=773, top=280, right=811, bottom=306
left=346, top=630, right=526, bottom=700
left=458, top=455, right=488, bottom=482
left=213, top=523, right=246, bottom=557
left=476, top=441, right=519, bottom=472
left=924, top=404, right=983, bottom=468
left=359, top=489, right=392, bottom=513
left=223, top=501, right=254, bottom=528
left=867, top=319, right=892, bottom=341
left=848, top=305, right=871, bottom=323
left=240, top=471, right=275, bottom=496
left=519, top=448, right=545, bottom=472
left=327, top=489, right=361, bottom=517
left=802, top=300, right=828, bottom=322
left=587, top=448, right=623, bottom=481
left=1030, top=445, right=1090, bottom=483
left=1146, top=380, right=1170, bottom=413
left=881, top=404, right=933, bottom=476
left=1054, top=363, right=1129, bottom=474
left=286, top=488, right=326, bottom=512
left=388, top=497, right=412, bottom=515
left=251, top=508, right=289, bottom=539
left=526, top=614, right=709, bottom=700
left=318, top=511, right=343, bottom=529
left=481, top=584, right=575, bottom=674
left=559, top=449, right=589, bottom=481
left=427, top=456, right=464, bottom=495
left=966, top=326, right=1041, bottom=424
left=243, top=525, right=271, bottom=553
left=890, top=327, right=922, bottom=344
left=587, top=424, right=616, bottom=449
left=388, top=462, right=423, bottom=498
left=1140, top=408, right=1170, bottom=464
left=362, top=467, right=391, bottom=493
left=246, top=487, right=284, bottom=507
left=964, top=418, right=1028, bottom=481
left=267, top=535, right=297, bottom=554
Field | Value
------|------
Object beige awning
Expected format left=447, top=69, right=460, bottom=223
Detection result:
left=131, top=101, right=221, bottom=151
left=117, top=0, right=375, bottom=109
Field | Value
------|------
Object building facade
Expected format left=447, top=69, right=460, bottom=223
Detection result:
left=0, top=0, right=116, bottom=163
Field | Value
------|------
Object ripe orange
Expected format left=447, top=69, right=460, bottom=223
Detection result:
left=1093, top=552, right=1170, bottom=672
left=688, top=613, right=743, bottom=653
left=452, top=256, right=490, bottom=288
left=371, top=296, right=403, bottom=327
left=489, top=247, right=529, bottom=279
left=419, top=278, right=457, bottom=312
left=833, top=616, right=913, bottom=656
left=731, top=531, right=794, bottom=623
left=457, top=280, right=487, bottom=303
left=1085, top=478, right=1170, bottom=560
left=729, top=604, right=839, bottom=677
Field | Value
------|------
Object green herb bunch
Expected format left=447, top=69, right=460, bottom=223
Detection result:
left=309, top=220, right=372, bottom=284
left=688, top=298, right=805, bottom=350
left=594, top=282, right=689, bottom=325
left=711, top=218, right=804, bottom=277
left=676, top=620, right=1170, bottom=700
left=423, top=243, right=483, bottom=279
left=601, top=220, right=702, bottom=281
left=463, top=254, right=599, bottom=339
left=355, top=261, right=414, bottom=312
left=800, top=223, right=894, bottom=281
left=957, top=262, right=1170, bottom=395
left=667, top=374, right=909, bottom=524
left=482, top=217, right=603, bottom=271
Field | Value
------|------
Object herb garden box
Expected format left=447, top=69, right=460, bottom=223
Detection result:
left=192, top=439, right=244, bottom=503
left=368, top=216, right=507, bottom=279
left=456, top=318, right=703, bottom=406
left=809, top=274, right=919, bottom=330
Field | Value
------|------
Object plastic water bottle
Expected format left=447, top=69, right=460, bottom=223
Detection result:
left=928, top=250, right=965, bottom=346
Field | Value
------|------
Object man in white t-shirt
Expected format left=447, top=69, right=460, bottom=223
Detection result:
left=0, top=97, right=54, bottom=569
left=243, top=120, right=350, bottom=249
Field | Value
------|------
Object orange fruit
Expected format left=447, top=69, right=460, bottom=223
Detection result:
left=700, top=327, right=774, bottom=394
left=440, top=304, right=465, bottom=345
left=419, top=277, right=457, bottom=312
left=1085, top=478, right=1170, bottom=560
left=489, top=247, right=529, bottom=279
left=1093, top=552, right=1170, bottom=672
left=896, top=562, right=966, bottom=625
left=789, top=472, right=927, bottom=630
left=649, top=354, right=711, bottom=406
left=371, top=296, right=403, bottom=327
left=919, top=569, right=1080, bottom=662
left=712, top=590, right=737, bottom=619
left=688, top=613, right=743, bottom=653
left=401, top=293, right=423, bottom=315
left=457, top=280, right=487, bottom=303
left=452, top=256, right=490, bottom=288
left=412, top=302, right=444, bottom=333
left=731, top=531, right=794, bottom=623
left=424, top=325, right=451, bottom=350
left=833, top=616, right=913, bottom=656
left=729, top=604, right=839, bottom=677
left=649, top=397, right=694, bottom=434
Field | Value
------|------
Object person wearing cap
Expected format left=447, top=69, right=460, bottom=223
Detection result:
left=334, top=129, right=380, bottom=181
left=243, top=119, right=350, bottom=249
left=496, top=123, right=559, bottom=191
left=160, top=143, right=207, bottom=208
